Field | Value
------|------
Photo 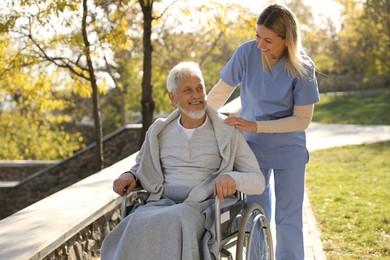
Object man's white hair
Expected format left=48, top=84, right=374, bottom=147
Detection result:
left=166, top=61, right=205, bottom=93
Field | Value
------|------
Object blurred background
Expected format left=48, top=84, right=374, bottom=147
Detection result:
left=0, top=0, right=388, bottom=161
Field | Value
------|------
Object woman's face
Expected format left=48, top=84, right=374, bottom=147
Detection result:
left=256, top=25, right=287, bottom=60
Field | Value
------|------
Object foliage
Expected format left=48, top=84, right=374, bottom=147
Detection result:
left=0, top=0, right=388, bottom=160
left=0, top=112, right=84, bottom=160
left=0, top=0, right=143, bottom=160
left=151, top=0, right=256, bottom=113
left=306, top=142, right=390, bottom=259
left=0, top=37, right=85, bottom=159
left=333, top=0, right=389, bottom=78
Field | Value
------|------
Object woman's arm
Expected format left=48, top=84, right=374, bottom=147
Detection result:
left=224, top=104, right=314, bottom=133
left=206, top=79, right=235, bottom=111
left=256, top=104, right=314, bottom=133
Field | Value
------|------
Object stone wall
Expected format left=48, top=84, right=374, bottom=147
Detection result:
left=0, top=161, right=58, bottom=181
left=0, top=124, right=142, bottom=220
left=43, top=206, right=121, bottom=260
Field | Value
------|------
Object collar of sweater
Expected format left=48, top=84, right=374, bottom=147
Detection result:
left=150, top=106, right=235, bottom=148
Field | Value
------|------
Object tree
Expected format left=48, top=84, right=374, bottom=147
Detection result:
left=151, top=1, right=257, bottom=109
left=0, top=35, right=84, bottom=159
left=334, top=0, right=389, bottom=79
left=3, top=0, right=106, bottom=168
left=138, top=0, right=155, bottom=145
left=81, top=0, right=104, bottom=169
left=0, top=0, right=144, bottom=167
left=7, top=0, right=387, bottom=162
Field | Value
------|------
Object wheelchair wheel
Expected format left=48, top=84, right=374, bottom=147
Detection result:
left=236, top=203, right=274, bottom=260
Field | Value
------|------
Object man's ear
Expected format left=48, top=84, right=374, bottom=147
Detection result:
left=168, top=92, right=176, bottom=106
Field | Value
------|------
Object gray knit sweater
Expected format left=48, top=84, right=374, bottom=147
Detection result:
left=130, top=106, right=264, bottom=202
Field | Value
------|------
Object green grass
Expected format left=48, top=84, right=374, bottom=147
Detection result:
left=307, top=91, right=390, bottom=258
left=306, top=141, right=390, bottom=259
left=312, top=92, right=390, bottom=125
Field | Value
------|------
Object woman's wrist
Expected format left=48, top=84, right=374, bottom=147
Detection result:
left=256, top=121, right=261, bottom=133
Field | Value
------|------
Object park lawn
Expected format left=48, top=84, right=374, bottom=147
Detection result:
left=306, top=141, right=390, bottom=259
left=312, top=91, right=390, bottom=125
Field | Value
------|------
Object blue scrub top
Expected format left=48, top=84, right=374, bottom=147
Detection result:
left=220, top=40, right=320, bottom=169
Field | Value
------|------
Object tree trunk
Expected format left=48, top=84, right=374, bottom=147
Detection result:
left=120, top=87, right=127, bottom=126
left=139, top=0, right=155, bottom=147
left=82, top=0, right=104, bottom=170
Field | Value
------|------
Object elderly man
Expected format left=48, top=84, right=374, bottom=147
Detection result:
left=101, top=61, right=265, bottom=260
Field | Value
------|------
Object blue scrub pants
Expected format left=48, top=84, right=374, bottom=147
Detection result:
left=247, top=166, right=306, bottom=260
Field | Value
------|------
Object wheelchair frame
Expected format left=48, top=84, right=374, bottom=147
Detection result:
left=121, top=189, right=274, bottom=260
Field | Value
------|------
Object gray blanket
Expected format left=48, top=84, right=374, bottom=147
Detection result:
left=101, top=188, right=237, bottom=260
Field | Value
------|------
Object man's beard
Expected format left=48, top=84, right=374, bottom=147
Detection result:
left=177, top=104, right=206, bottom=120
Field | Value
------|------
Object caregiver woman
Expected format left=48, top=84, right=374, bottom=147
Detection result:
left=207, top=4, right=320, bottom=260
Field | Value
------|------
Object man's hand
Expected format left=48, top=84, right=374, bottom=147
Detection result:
left=214, top=174, right=237, bottom=202
left=113, top=172, right=137, bottom=196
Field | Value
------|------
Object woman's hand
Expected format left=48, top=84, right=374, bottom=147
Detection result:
left=224, top=116, right=257, bottom=132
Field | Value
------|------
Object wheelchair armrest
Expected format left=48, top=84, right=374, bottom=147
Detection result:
left=215, top=194, right=246, bottom=252
left=120, top=187, right=147, bottom=220
left=215, top=197, right=222, bottom=249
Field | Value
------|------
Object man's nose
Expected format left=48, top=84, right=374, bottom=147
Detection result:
left=193, top=90, right=203, bottom=98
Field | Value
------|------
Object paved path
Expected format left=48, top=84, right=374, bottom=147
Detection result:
left=297, top=123, right=390, bottom=259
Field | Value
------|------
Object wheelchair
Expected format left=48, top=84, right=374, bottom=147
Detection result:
left=121, top=189, right=274, bottom=260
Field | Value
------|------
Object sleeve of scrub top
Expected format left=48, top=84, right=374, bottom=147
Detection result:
left=206, top=79, right=235, bottom=111
left=292, top=58, right=320, bottom=106
left=221, top=46, right=320, bottom=133
left=219, top=45, right=246, bottom=87
left=256, top=60, right=319, bottom=133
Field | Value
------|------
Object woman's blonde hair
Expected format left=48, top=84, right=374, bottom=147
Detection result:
left=257, top=4, right=309, bottom=78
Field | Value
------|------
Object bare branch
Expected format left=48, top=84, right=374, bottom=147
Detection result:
left=24, top=31, right=90, bottom=80
left=103, top=55, right=119, bottom=87
left=153, top=0, right=179, bottom=20
left=198, top=31, right=223, bottom=67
